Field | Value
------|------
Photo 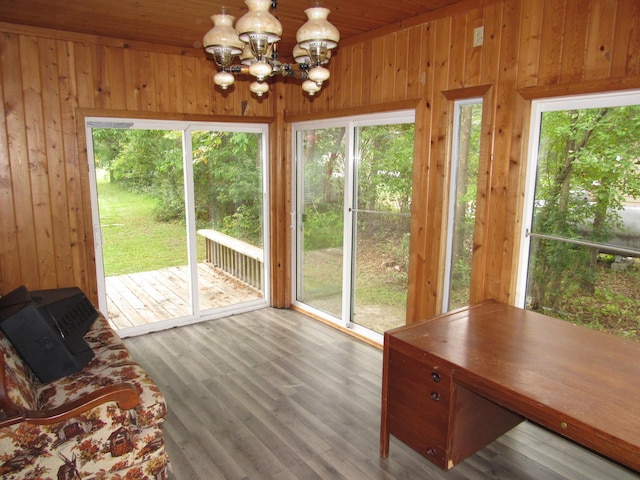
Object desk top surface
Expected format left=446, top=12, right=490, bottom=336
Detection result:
left=386, top=300, right=640, bottom=459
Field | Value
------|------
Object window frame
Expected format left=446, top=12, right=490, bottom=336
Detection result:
left=442, top=97, right=483, bottom=312
left=85, top=117, right=271, bottom=336
left=515, top=89, right=640, bottom=307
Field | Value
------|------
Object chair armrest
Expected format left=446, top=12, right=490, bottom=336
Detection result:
left=0, top=382, right=139, bottom=428
left=0, top=353, right=20, bottom=417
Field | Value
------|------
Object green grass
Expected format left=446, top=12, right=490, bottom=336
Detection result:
left=97, top=179, right=200, bottom=276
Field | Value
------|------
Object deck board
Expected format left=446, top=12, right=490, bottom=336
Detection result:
left=105, top=262, right=263, bottom=329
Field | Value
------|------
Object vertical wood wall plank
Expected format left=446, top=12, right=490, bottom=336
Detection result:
left=380, top=34, right=396, bottom=103
left=152, top=51, right=170, bottom=112
left=536, top=0, right=566, bottom=85
left=479, top=1, right=502, bottom=85
left=609, top=0, right=640, bottom=77
left=405, top=19, right=435, bottom=323
left=517, top=0, right=543, bottom=88
left=470, top=1, right=503, bottom=304
left=20, top=35, right=57, bottom=287
left=92, top=44, right=111, bottom=109
left=393, top=29, right=409, bottom=102
left=449, top=14, right=466, bottom=89
left=139, top=50, right=155, bottom=111
left=0, top=34, right=22, bottom=292
left=195, top=56, right=211, bottom=113
left=56, top=38, right=91, bottom=294
left=74, top=42, right=95, bottom=109
left=334, top=42, right=349, bottom=108
left=359, top=40, right=372, bottom=106
left=123, top=49, right=142, bottom=111
left=269, top=83, right=289, bottom=307
left=39, top=37, right=74, bottom=287
left=406, top=25, right=424, bottom=99
left=464, top=8, right=484, bottom=86
left=181, top=55, right=197, bottom=114
left=167, top=54, right=184, bottom=113
left=105, top=47, right=126, bottom=110
left=411, top=16, right=452, bottom=318
left=559, top=0, right=590, bottom=83
left=350, top=43, right=364, bottom=106
left=489, top=0, right=522, bottom=303
left=429, top=16, right=454, bottom=313
left=370, top=38, right=386, bottom=105
left=583, top=0, right=617, bottom=80
left=1, top=33, right=40, bottom=289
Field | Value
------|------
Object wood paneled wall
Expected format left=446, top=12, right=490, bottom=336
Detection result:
left=284, top=0, right=640, bottom=322
left=0, top=22, right=273, bottom=301
left=1, top=0, right=640, bottom=322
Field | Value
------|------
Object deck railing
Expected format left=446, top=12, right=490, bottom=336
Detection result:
left=197, top=229, right=263, bottom=290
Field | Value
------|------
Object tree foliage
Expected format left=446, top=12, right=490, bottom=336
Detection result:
left=300, top=124, right=415, bottom=251
left=528, top=105, right=640, bottom=315
left=356, top=124, right=414, bottom=214
left=91, top=128, right=262, bottom=246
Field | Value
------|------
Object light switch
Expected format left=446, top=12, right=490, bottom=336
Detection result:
left=473, top=26, right=484, bottom=47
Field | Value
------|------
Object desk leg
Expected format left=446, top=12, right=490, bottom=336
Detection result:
left=380, top=405, right=389, bottom=457
left=380, top=338, right=390, bottom=457
left=380, top=434, right=390, bottom=458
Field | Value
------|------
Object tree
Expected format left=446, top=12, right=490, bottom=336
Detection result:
left=91, top=128, right=126, bottom=182
left=449, top=103, right=482, bottom=308
left=528, top=105, right=640, bottom=312
left=192, top=131, right=262, bottom=245
left=91, top=128, right=264, bottom=245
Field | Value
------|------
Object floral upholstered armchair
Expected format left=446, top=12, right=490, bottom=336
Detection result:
left=0, top=313, right=170, bottom=479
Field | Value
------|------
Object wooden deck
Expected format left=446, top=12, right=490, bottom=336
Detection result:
left=105, top=262, right=263, bottom=330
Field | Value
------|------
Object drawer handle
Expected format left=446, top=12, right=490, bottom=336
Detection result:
left=431, top=371, right=441, bottom=382
left=430, top=391, right=441, bottom=402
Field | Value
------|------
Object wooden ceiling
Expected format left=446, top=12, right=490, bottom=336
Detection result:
left=0, top=0, right=462, bottom=58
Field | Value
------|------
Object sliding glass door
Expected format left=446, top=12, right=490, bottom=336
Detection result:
left=295, top=127, right=346, bottom=320
left=86, top=119, right=268, bottom=335
left=294, top=112, right=415, bottom=340
left=351, top=123, right=414, bottom=332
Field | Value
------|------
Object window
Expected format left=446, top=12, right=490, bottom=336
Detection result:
left=517, top=91, right=640, bottom=340
left=443, top=99, right=482, bottom=311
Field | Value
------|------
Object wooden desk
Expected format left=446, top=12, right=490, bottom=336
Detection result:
left=380, top=300, right=640, bottom=472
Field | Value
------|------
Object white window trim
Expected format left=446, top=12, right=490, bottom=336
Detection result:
left=515, top=89, right=640, bottom=307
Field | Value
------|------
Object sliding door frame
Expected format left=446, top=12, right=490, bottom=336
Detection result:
left=85, top=116, right=270, bottom=336
left=291, top=110, right=415, bottom=343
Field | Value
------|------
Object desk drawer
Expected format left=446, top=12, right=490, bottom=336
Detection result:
left=387, top=402, right=448, bottom=459
left=388, top=348, right=452, bottom=405
left=386, top=348, right=452, bottom=465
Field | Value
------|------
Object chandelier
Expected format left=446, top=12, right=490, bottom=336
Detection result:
left=203, top=0, right=340, bottom=97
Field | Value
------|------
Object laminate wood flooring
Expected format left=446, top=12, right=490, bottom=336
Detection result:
left=123, top=308, right=640, bottom=480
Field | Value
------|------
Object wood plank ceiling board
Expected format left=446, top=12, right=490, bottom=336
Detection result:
left=0, top=0, right=464, bottom=58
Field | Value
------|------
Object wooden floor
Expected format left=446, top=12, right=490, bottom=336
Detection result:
left=106, top=263, right=263, bottom=329
left=123, top=308, right=640, bottom=480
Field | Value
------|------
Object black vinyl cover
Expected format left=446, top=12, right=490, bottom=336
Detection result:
left=0, top=286, right=96, bottom=383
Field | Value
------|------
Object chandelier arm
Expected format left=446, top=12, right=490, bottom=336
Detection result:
left=220, top=65, right=250, bottom=75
